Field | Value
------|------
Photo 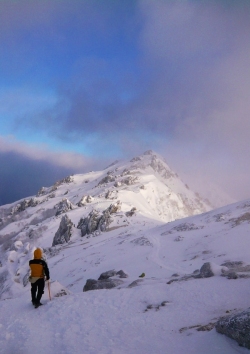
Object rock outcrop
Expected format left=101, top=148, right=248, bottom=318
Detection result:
left=167, top=262, right=226, bottom=284
left=52, top=214, right=73, bottom=246
left=196, top=262, right=214, bottom=278
left=216, top=309, right=250, bottom=349
left=98, top=269, right=128, bottom=280
left=126, top=207, right=136, bottom=217
left=220, top=261, right=250, bottom=279
left=54, top=199, right=74, bottom=216
left=37, top=176, right=73, bottom=197
left=77, top=195, right=94, bottom=207
left=83, top=278, right=123, bottom=291
left=98, top=270, right=117, bottom=280
left=77, top=203, right=121, bottom=237
left=98, top=175, right=116, bottom=186
left=77, top=209, right=103, bottom=236
left=11, top=198, right=40, bottom=214
left=83, top=269, right=128, bottom=292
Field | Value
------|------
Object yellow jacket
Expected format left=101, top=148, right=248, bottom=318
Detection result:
left=29, top=248, right=50, bottom=279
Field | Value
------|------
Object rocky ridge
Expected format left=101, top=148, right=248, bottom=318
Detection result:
left=1, top=151, right=250, bottom=352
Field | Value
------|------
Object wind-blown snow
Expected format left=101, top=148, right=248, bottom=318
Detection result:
left=0, top=152, right=249, bottom=353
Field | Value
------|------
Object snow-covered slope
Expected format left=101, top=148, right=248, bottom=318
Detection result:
left=0, top=151, right=250, bottom=353
left=1, top=150, right=212, bottom=223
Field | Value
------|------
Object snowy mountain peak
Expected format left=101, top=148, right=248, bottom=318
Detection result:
left=0, top=151, right=211, bottom=231
left=0, top=150, right=213, bottom=300
left=1, top=152, right=250, bottom=353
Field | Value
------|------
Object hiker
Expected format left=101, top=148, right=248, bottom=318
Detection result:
left=29, top=248, right=50, bottom=308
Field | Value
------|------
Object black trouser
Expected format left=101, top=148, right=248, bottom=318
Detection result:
left=31, top=278, right=45, bottom=304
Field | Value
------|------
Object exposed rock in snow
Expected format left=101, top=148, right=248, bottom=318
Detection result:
left=36, top=176, right=73, bottom=197
left=11, top=198, right=40, bottom=214
left=36, top=187, right=48, bottom=197
left=108, top=202, right=121, bottom=214
left=131, top=236, right=152, bottom=247
left=98, top=270, right=117, bottom=280
left=116, top=270, right=129, bottom=278
left=83, top=269, right=128, bottom=291
left=228, top=212, right=250, bottom=227
left=221, top=261, right=244, bottom=269
left=163, top=222, right=203, bottom=235
left=220, top=261, right=250, bottom=279
left=52, top=176, right=74, bottom=189
left=226, top=272, right=238, bottom=279
left=121, top=176, right=138, bottom=185
left=29, top=198, right=40, bottom=207
left=128, top=279, right=143, bottom=288
left=98, top=175, right=116, bottom=186
left=98, top=269, right=128, bottom=280
left=52, top=214, right=73, bottom=246
left=77, top=210, right=102, bottom=237
left=83, top=278, right=123, bottom=291
left=54, top=198, right=74, bottom=216
left=77, top=195, right=94, bottom=207
left=105, top=190, right=117, bottom=199
left=197, top=262, right=214, bottom=278
left=216, top=309, right=250, bottom=349
left=167, top=262, right=229, bottom=284
left=77, top=203, right=121, bottom=236
left=150, top=155, right=176, bottom=179
left=126, top=207, right=136, bottom=217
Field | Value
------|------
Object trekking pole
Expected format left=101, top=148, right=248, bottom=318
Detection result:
left=48, top=280, right=52, bottom=301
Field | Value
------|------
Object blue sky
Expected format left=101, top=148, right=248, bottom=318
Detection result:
left=1, top=0, right=250, bottom=205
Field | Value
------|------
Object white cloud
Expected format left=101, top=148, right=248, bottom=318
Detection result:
left=0, top=135, right=91, bottom=170
left=136, top=0, right=250, bottom=201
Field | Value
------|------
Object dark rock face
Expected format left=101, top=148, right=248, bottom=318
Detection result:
left=37, top=176, right=73, bottom=197
left=83, top=278, right=123, bottom=291
left=98, top=270, right=117, bottom=280
left=116, top=270, right=128, bottom=278
left=52, top=214, right=73, bottom=246
left=121, top=176, right=138, bottom=185
left=221, top=261, right=243, bottom=269
left=37, top=187, right=48, bottom=197
left=83, top=269, right=128, bottom=291
left=53, top=176, right=73, bottom=188
left=11, top=198, right=40, bottom=214
left=216, top=310, right=250, bottom=349
left=197, top=262, right=214, bottom=278
left=167, top=262, right=216, bottom=284
left=98, top=269, right=128, bottom=280
left=226, top=272, right=238, bottom=279
left=126, top=207, right=136, bottom=217
left=220, top=261, right=250, bottom=279
left=98, top=175, right=116, bottom=186
left=128, top=279, right=143, bottom=288
left=77, top=195, right=94, bottom=207
left=54, top=199, right=74, bottom=216
left=77, top=210, right=102, bottom=236
left=77, top=203, right=121, bottom=237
